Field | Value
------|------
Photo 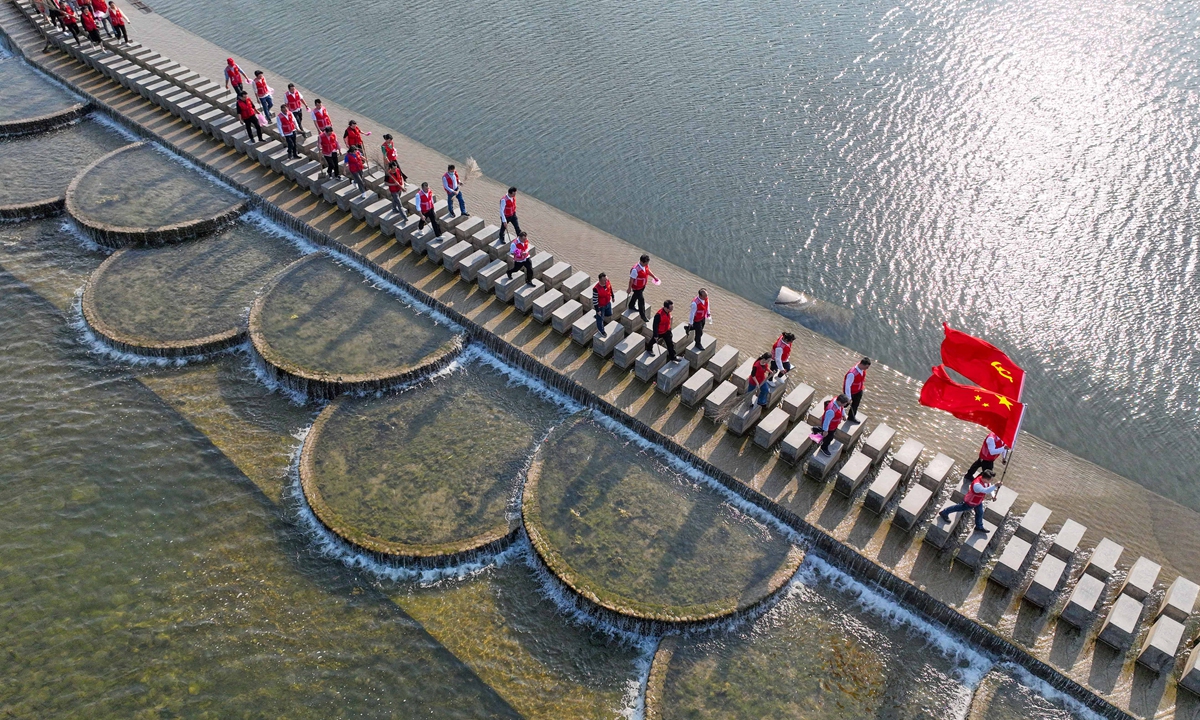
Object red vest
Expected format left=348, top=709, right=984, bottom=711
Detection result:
left=236, top=97, right=257, bottom=120
left=277, top=110, right=296, bottom=134
left=964, top=480, right=992, bottom=506
left=318, top=132, right=339, bottom=156
left=773, top=335, right=792, bottom=363
left=979, top=433, right=1005, bottom=461
left=630, top=264, right=649, bottom=291
left=417, top=189, right=435, bottom=213
left=654, top=308, right=671, bottom=336
left=511, top=239, right=530, bottom=262
left=62, top=6, right=76, bottom=23
left=443, top=171, right=460, bottom=191
left=92, top=0, right=107, bottom=11
left=821, top=399, right=844, bottom=433
left=594, top=281, right=613, bottom=307
left=344, top=126, right=363, bottom=147
left=386, top=169, right=403, bottom=193
left=691, top=296, right=709, bottom=323
left=382, top=142, right=397, bottom=164
left=225, top=63, right=243, bottom=85
left=254, top=76, right=269, bottom=98
left=109, top=7, right=124, bottom=24
left=346, top=151, right=365, bottom=174
left=501, top=194, right=516, bottom=218
left=313, top=106, right=331, bottom=130
left=750, top=360, right=769, bottom=385
left=845, top=366, right=866, bottom=394
left=285, top=90, right=303, bottom=111
left=81, top=11, right=96, bottom=30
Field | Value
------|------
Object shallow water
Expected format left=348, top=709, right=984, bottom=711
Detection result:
left=146, top=0, right=1200, bottom=508
left=0, top=119, right=126, bottom=207
left=0, top=54, right=81, bottom=122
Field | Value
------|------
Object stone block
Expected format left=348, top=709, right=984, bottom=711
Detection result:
left=570, top=314, right=598, bottom=346
left=1122, top=557, right=1161, bottom=602
left=705, top=346, right=740, bottom=383
left=634, top=346, right=670, bottom=382
left=1061, top=574, right=1106, bottom=629
left=1024, top=555, right=1067, bottom=609
left=1016, top=503, right=1052, bottom=543
left=727, top=398, right=763, bottom=437
left=350, top=191, right=381, bottom=221
left=805, top=440, right=844, bottom=481
left=983, top=486, right=1017, bottom=527
left=531, top=289, right=565, bottom=323
left=287, top=159, right=320, bottom=184
left=320, top=177, right=351, bottom=204
left=612, top=335, right=647, bottom=369
left=1137, top=616, right=1185, bottom=673
left=925, top=500, right=964, bottom=549
left=864, top=467, right=902, bottom=513
left=657, top=359, right=691, bottom=394
left=754, top=407, right=791, bottom=450
left=780, top=424, right=816, bottom=465
left=833, top=451, right=872, bottom=497
left=669, top=323, right=693, bottom=348
left=1159, top=576, right=1199, bottom=623
left=919, top=453, right=955, bottom=491
left=457, top=250, right=490, bottom=281
left=1084, top=538, right=1124, bottom=583
left=514, top=281, right=547, bottom=314
left=890, top=439, right=924, bottom=479
left=1049, top=519, right=1086, bottom=561
left=476, top=259, right=508, bottom=293
left=529, top=251, right=554, bottom=278
left=590, top=322, right=625, bottom=357
left=894, top=484, right=933, bottom=531
left=956, top=522, right=998, bottom=570
left=610, top=290, right=629, bottom=315
left=681, top=368, right=714, bottom=407
left=834, top=414, right=868, bottom=445
left=493, top=273, right=524, bottom=303
left=441, top=241, right=474, bottom=272
left=781, top=383, right=815, bottom=421
left=561, top=271, right=591, bottom=301
left=362, top=199, right=393, bottom=226
left=425, top=234, right=456, bottom=264
left=470, top=224, right=500, bottom=249
left=757, top=378, right=787, bottom=410
left=541, top=261, right=573, bottom=288
left=1098, top=593, right=1145, bottom=651
left=684, top=335, right=717, bottom=370
left=990, top=536, right=1033, bottom=590
left=1179, top=644, right=1200, bottom=698
left=619, top=308, right=645, bottom=335
left=704, top=381, right=739, bottom=420
left=732, top=358, right=756, bottom=394
left=452, top=215, right=484, bottom=241
left=389, top=214, right=422, bottom=241
left=552, top=300, right=584, bottom=335
left=862, top=424, right=895, bottom=465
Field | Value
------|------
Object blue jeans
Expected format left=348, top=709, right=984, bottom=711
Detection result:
left=447, top=190, right=466, bottom=215
left=258, top=94, right=273, bottom=121
left=595, top=303, right=612, bottom=332
left=941, top=502, right=984, bottom=530
left=748, top=381, right=771, bottom=407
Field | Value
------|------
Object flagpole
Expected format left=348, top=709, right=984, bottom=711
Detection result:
left=999, top=404, right=1026, bottom=485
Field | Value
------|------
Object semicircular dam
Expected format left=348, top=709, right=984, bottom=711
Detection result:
left=0, top=54, right=90, bottom=137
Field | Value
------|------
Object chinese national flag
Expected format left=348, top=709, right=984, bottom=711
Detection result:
left=941, top=322, right=1026, bottom=400
left=920, top=365, right=1024, bottom=446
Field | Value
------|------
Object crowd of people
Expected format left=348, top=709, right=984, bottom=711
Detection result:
left=36, top=0, right=129, bottom=48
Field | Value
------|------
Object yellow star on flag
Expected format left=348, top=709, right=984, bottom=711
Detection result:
left=997, top=395, right=1013, bottom=409
left=974, top=395, right=982, bottom=401
left=982, top=403, right=990, bottom=408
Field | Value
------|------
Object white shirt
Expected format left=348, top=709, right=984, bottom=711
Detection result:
left=985, top=435, right=1009, bottom=460
left=443, top=171, right=460, bottom=193
left=971, top=480, right=999, bottom=498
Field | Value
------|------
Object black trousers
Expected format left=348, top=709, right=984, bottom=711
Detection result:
left=848, top=391, right=863, bottom=422
left=419, top=209, right=443, bottom=236
left=508, top=258, right=534, bottom=284
left=243, top=117, right=263, bottom=142
left=630, top=289, right=647, bottom=321
left=651, top=331, right=677, bottom=361
left=324, top=152, right=340, bottom=177
left=500, top=214, right=522, bottom=243
left=292, top=110, right=306, bottom=134
left=964, top=458, right=994, bottom=481
left=112, top=23, right=127, bottom=42
left=63, top=21, right=79, bottom=43
left=687, top=319, right=705, bottom=349
left=283, top=133, right=298, bottom=158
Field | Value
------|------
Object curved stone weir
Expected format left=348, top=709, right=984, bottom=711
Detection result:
left=0, top=55, right=89, bottom=137
left=65, top=142, right=247, bottom=247
left=0, top=120, right=127, bottom=219
left=523, top=415, right=804, bottom=629
left=249, top=253, right=463, bottom=398
left=81, top=220, right=302, bottom=356
left=299, top=362, right=561, bottom=565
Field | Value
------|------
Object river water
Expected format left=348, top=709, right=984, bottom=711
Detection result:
left=141, top=0, right=1200, bottom=509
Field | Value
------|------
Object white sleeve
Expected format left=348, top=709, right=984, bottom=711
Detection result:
left=843, top=371, right=854, bottom=397
left=690, top=300, right=700, bottom=321
left=774, top=345, right=784, bottom=366
left=821, top=406, right=835, bottom=431
left=500, top=197, right=506, bottom=221
left=987, top=436, right=1007, bottom=458
left=630, top=266, right=639, bottom=280
left=972, top=481, right=998, bottom=497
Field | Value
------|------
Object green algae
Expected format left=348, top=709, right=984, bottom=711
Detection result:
left=525, top=416, right=802, bottom=622
left=304, top=363, right=560, bottom=555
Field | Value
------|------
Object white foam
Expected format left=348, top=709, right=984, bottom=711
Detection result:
left=992, top=661, right=1108, bottom=720
left=239, top=210, right=320, bottom=255
left=620, top=637, right=657, bottom=720
left=317, top=249, right=462, bottom=332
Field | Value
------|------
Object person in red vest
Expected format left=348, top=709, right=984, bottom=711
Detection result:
left=964, top=432, right=1009, bottom=482
left=649, top=300, right=679, bottom=362
left=275, top=106, right=299, bottom=159
left=318, top=126, right=341, bottom=178
left=939, top=469, right=1001, bottom=533
left=311, top=99, right=332, bottom=133
left=284, top=84, right=308, bottom=136
left=627, top=254, right=659, bottom=323
left=345, top=147, right=367, bottom=193
left=842, top=357, right=871, bottom=423
left=499, top=187, right=520, bottom=243
left=251, top=70, right=273, bottom=122
left=746, top=352, right=771, bottom=396
left=224, top=58, right=249, bottom=92
left=771, top=332, right=795, bottom=375
left=385, top=161, right=407, bottom=218
left=107, top=1, right=128, bottom=43
left=443, top=164, right=467, bottom=218
left=236, top=91, right=264, bottom=143
left=80, top=6, right=101, bottom=46
left=812, top=394, right=850, bottom=455
left=592, top=273, right=614, bottom=337
left=507, top=231, right=534, bottom=285
left=416, top=182, right=442, bottom=236
left=684, top=288, right=710, bottom=350
left=381, top=134, right=399, bottom=166
left=91, top=0, right=111, bottom=37
left=343, top=120, right=366, bottom=152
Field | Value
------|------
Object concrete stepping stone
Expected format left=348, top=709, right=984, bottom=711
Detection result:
left=1015, top=503, right=1051, bottom=543
left=757, top=378, right=787, bottom=410
left=727, top=397, right=762, bottom=437
left=681, top=368, right=714, bottom=408
left=441, top=240, right=474, bottom=272
left=990, top=536, right=1033, bottom=590
left=1098, top=593, right=1145, bottom=650
left=863, top=467, right=902, bottom=513
left=362, top=199, right=393, bottom=226
left=531, top=288, right=565, bottom=323
left=919, top=453, right=955, bottom=491
left=780, top=425, right=816, bottom=466
left=1024, top=554, right=1068, bottom=609
left=561, top=270, right=591, bottom=301
left=705, top=346, right=740, bottom=383
left=656, top=358, right=691, bottom=394
left=350, top=191, right=382, bottom=220
left=590, top=322, right=625, bottom=357
left=470, top=224, right=499, bottom=248
left=570, top=314, right=599, bottom=346
left=1137, top=616, right=1185, bottom=673
left=619, top=308, right=645, bottom=335
left=805, top=441, right=844, bottom=481
left=529, top=251, right=554, bottom=278
left=890, top=439, right=924, bottom=480
left=949, top=479, right=1017, bottom=527
left=1158, top=577, right=1199, bottom=623
left=634, top=347, right=671, bottom=382
left=475, top=258, right=508, bottom=293
left=925, top=499, right=963, bottom=549
left=894, top=484, right=933, bottom=531
left=704, top=381, right=739, bottom=420
left=833, top=451, right=872, bottom=497
left=834, top=414, right=868, bottom=445
left=1061, top=574, right=1107, bottom=629
left=457, top=250, right=490, bottom=282
left=513, top=281, right=547, bottom=314
left=1179, top=645, right=1200, bottom=697
left=1121, top=557, right=1161, bottom=602
left=731, top=358, right=755, bottom=394
left=805, top=395, right=833, bottom=427
left=541, top=261, right=573, bottom=289
left=683, top=335, right=717, bottom=370
left=612, top=334, right=647, bottom=369
left=753, top=407, right=791, bottom=450
left=452, top=215, right=484, bottom=241
left=861, top=424, right=895, bottom=466
left=955, top=522, right=997, bottom=569
left=493, top=273, right=525, bottom=303
left=1084, top=538, right=1124, bottom=582
left=1049, top=519, right=1086, bottom=561
left=780, top=383, right=815, bottom=422
left=425, top=234, right=457, bottom=264
left=552, top=300, right=584, bottom=334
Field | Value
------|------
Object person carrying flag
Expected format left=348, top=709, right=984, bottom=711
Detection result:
left=964, top=432, right=1008, bottom=482
left=343, top=120, right=365, bottom=152
left=345, top=147, right=368, bottom=193
left=812, top=394, right=850, bottom=455
left=939, top=469, right=1001, bottom=534
left=684, top=289, right=710, bottom=350
left=842, top=357, right=871, bottom=423
left=507, top=231, right=534, bottom=285
left=385, top=161, right=407, bottom=218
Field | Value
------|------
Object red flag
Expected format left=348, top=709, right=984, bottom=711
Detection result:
left=920, top=365, right=1024, bottom=446
left=941, top=322, right=1026, bottom=400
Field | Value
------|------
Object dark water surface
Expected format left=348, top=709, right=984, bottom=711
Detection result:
left=143, top=0, right=1200, bottom=506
